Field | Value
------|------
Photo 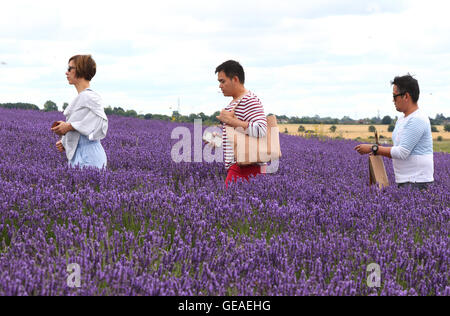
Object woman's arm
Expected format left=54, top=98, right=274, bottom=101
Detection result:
left=51, top=122, right=74, bottom=136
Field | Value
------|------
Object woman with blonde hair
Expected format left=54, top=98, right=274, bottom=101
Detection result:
left=52, top=55, right=108, bottom=169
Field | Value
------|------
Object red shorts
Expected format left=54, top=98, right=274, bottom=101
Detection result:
left=225, top=164, right=266, bottom=188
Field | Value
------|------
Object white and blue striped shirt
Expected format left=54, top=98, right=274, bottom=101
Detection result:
left=391, top=109, right=434, bottom=183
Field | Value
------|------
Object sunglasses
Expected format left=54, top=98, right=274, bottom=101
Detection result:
left=67, top=66, right=75, bottom=72
left=393, top=93, right=405, bottom=101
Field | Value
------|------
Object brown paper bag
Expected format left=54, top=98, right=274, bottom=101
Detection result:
left=226, top=115, right=282, bottom=166
left=369, top=130, right=389, bottom=189
left=369, top=156, right=389, bottom=189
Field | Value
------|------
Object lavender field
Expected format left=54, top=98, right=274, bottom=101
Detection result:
left=0, top=107, right=448, bottom=296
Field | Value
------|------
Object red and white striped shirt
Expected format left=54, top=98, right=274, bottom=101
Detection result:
left=222, top=91, right=267, bottom=169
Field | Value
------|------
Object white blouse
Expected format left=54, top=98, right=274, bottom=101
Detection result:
left=61, top=89, right=108, bottom=160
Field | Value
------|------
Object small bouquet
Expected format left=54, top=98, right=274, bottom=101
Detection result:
left=203, top=131, right=222, bottom=148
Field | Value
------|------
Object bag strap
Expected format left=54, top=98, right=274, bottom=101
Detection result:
left=229, top=90, right=251, bottom=111
left=230, top=98, right=243, bottom=112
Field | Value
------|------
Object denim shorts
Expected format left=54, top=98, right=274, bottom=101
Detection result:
left=69, top=135, right=107, bottom=169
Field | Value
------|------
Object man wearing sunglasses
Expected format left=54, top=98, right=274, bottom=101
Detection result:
left=355, top=74, right=434, bottom=189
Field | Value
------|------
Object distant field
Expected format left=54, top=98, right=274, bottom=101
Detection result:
left=280, top=124, right=450, bottom=153
left=434, top=140, right=450, bottom=153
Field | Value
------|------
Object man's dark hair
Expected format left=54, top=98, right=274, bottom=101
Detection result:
left=391, top=74, right=420, bottom=103
left=215, top=60, right=245, bottom=84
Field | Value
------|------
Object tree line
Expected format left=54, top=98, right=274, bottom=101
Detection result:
left=1, top=101, right=449, bottom=130
left=0, top=102, right=40, bottom=111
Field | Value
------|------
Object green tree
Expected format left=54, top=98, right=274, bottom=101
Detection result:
left=444, top=124, right=450, bottom=132
left=388, top=125, right=395, bottom=132
left=125, top=109, right=138, bottom=117
left=368, top=125, right=376, bottom=133
left=114, top=107, right=125, bottom=116
left=298, top=125, right=305, bottom=132
left=381, top=115, right=392, bottom=125
left=341, top=116, right=355, bottom=124
left=329, top=125, right=337, bottom=133
left=188, top=113, right=199, bottom=122
left=0, top=103, right=39, bottom=110
left=198, top=112, right=208, bottom=122
left=62, top=102, right=69, bottom=110
left=104, top=106, right=114, bottom=115
left=210, top=111, right=221, bottom=123
left=43, top=100, right=58, bottom=112
left=431, top=126, right=439, bottom=133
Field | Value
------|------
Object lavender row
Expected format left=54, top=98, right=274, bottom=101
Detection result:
left=0, top=108, right=448, bottom=296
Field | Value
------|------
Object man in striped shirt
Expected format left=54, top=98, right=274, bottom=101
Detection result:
left=214, top=60, right=268, bottom=187
left=355, top=74, right=434, bottom=189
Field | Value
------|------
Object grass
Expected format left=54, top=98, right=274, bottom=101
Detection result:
left=434, top=140, right=450, bottom=153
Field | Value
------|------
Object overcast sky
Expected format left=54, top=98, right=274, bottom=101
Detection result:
left=1, top=0, right=449, bottom=119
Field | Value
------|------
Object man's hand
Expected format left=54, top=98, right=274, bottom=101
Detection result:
left=51, top=121, right=73, bottom=136
left=354, top=144, right=372, bottom=155
left=216, top=109, right=236, bottom=125
left=56, top=140, right=65, bottom=153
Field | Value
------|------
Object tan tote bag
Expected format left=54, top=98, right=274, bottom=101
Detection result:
left=369, top=131, right=389, bottom=189
left=225, top=102, right=281, bottom=166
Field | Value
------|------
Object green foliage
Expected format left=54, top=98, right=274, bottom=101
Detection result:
left=430, top=113, right=449, bottom=125
left=290, top=115, right=340, bottom=125
left=211, top=111, right=221, bottom=123
left=43, top=100, right=58, bottom=112
left=431, top=126, right=439, bottom=133
left=104, top=106, right=114, bottom=115
left=3, top=100, right=448, bottom=131
left=152, top=114, right=171, bottom=121
left=368, top=125, right=376, bottom=133
left=381, top=115, right=392, bottom=125
left=0, top=103, right=39, bottom=111
left=434, top=140, right=450, bottom=153
left=113, top=107, right=125, bottom=116
left=188, top=113, right=200, bottom=121
left=125, top=109, right=137, bottom=117
left=437, top=136, right=443, bottom=142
